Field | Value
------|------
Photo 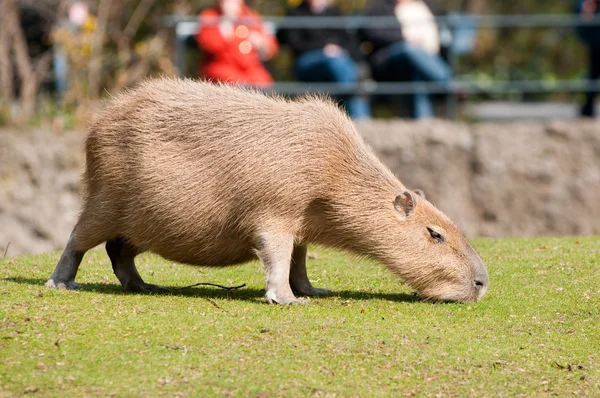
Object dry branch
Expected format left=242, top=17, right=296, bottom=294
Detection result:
left=0, top=2, right=15, bottom=104
left=5, top=0, right=38, bottom=121
left=87, top=0, right=113, bottom=99
left=118, top=0, right=157, bottom=71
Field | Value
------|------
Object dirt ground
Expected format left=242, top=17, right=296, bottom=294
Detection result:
left=1, top=119, right=599, bottom=256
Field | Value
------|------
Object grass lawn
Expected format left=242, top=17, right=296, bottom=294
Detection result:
left=1, top=236, right=599, bottom=397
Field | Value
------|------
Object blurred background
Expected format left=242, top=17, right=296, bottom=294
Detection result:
left=0, top=0, right=599, bottom=256
left=1, top=0, right=598, bottom=123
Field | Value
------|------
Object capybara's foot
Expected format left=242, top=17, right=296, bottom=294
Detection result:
left=292, top=285, right=332, bottom=297
left=265, top=291, right=309, bottom=305
left=45, top=279, right=80, bottom=290
left=125, top=282, right=169, bottom=294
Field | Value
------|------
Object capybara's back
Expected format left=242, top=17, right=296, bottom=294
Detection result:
left=84, top=79, right=380, bottom=265
left=47, top=78, right=489, bottom=304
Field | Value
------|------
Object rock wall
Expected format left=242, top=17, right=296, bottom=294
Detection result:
left=0, top=129, right=84, bottom=257
left=359, top=120, right=600, bottom=237
left=1, top=120, right=599, bottom=256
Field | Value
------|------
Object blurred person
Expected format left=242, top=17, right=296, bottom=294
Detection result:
left=576, top=0, right=600, bottom=117
left=280, top=0, right=371, bottom=119
left=361, top=0, right=451, bottom=119
left=195, top=0, right=278, bottom=86
left=53, top=1, right=91, bottom=99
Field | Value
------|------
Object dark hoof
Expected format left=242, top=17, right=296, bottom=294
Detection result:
left=126, top=282, right=169, bottom=294
left=291, top=286, right=332, bottom=297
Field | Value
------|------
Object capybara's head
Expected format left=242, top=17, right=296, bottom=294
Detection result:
left=386, top=190, right=488, bottom=303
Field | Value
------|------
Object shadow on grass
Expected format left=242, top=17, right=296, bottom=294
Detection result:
left=5, top=277, right=419, bottom=303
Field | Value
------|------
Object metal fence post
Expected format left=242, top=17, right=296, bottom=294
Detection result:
left=174, top=23, right=187, bottom=77
left=445, top=14, right=459, bottom=120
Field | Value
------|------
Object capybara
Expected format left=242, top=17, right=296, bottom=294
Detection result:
left=46, top=78, right=489, bottom=303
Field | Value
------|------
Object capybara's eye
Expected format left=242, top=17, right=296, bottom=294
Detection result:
left=427, top=227, right=444, bottom=243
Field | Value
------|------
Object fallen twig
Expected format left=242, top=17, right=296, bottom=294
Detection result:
left=175, top=282, right=246, bottom=291
left=206, top=299, right=221, bottom=309
left=3, top=242, right=10, bottom=258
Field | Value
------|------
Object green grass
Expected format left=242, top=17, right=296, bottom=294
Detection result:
left=1, top=236, right=599, bottom=397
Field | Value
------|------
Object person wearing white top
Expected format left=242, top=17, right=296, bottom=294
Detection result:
left=361, top=0, right=451, bottom=119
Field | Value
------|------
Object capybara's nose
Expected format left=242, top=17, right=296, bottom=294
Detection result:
left=473, top=279, right=488, bottom=301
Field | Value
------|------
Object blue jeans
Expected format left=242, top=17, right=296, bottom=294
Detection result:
left=295, top=50, right=371, bottom=119
left=373, top=43, right=452, bottom=119
left=582, top=48, right=600, bottom=117
left=53, top=47, right=68, bottom=102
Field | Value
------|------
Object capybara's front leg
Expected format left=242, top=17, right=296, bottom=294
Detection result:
left=106, top=237, right=166, bottom=293
left=45, top=232, right=84, bottom=290
left=290, top=244, right=331, bottom=297
left=256, top=230, right=308, bottom=305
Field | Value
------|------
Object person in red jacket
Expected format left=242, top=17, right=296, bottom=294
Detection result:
left=195, top=0, right=278, bottom=86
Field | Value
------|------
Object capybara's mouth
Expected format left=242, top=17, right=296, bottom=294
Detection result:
left=418, top=290, right=483, bottom=304
left=416, top=278, right=488, bottom=303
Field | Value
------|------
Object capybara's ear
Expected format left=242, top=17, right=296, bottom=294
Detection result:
left=413, top=189, right=426, bottom=199
left=394, top=191, right=416, bottom=218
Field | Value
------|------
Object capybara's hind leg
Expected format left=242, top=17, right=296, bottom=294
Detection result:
left=45, top=232, right=85, bottom=290
left=289, top=244, right=331, bottom=297
left=106, top=237, right=166, bottom=293
left=46, top=200, right=116, bottom=290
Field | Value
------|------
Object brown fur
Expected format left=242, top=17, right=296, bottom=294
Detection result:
left=46, top=78, right=488, bottom=303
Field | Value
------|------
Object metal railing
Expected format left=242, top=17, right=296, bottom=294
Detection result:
left=164, top=14, right=600, bottom=119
